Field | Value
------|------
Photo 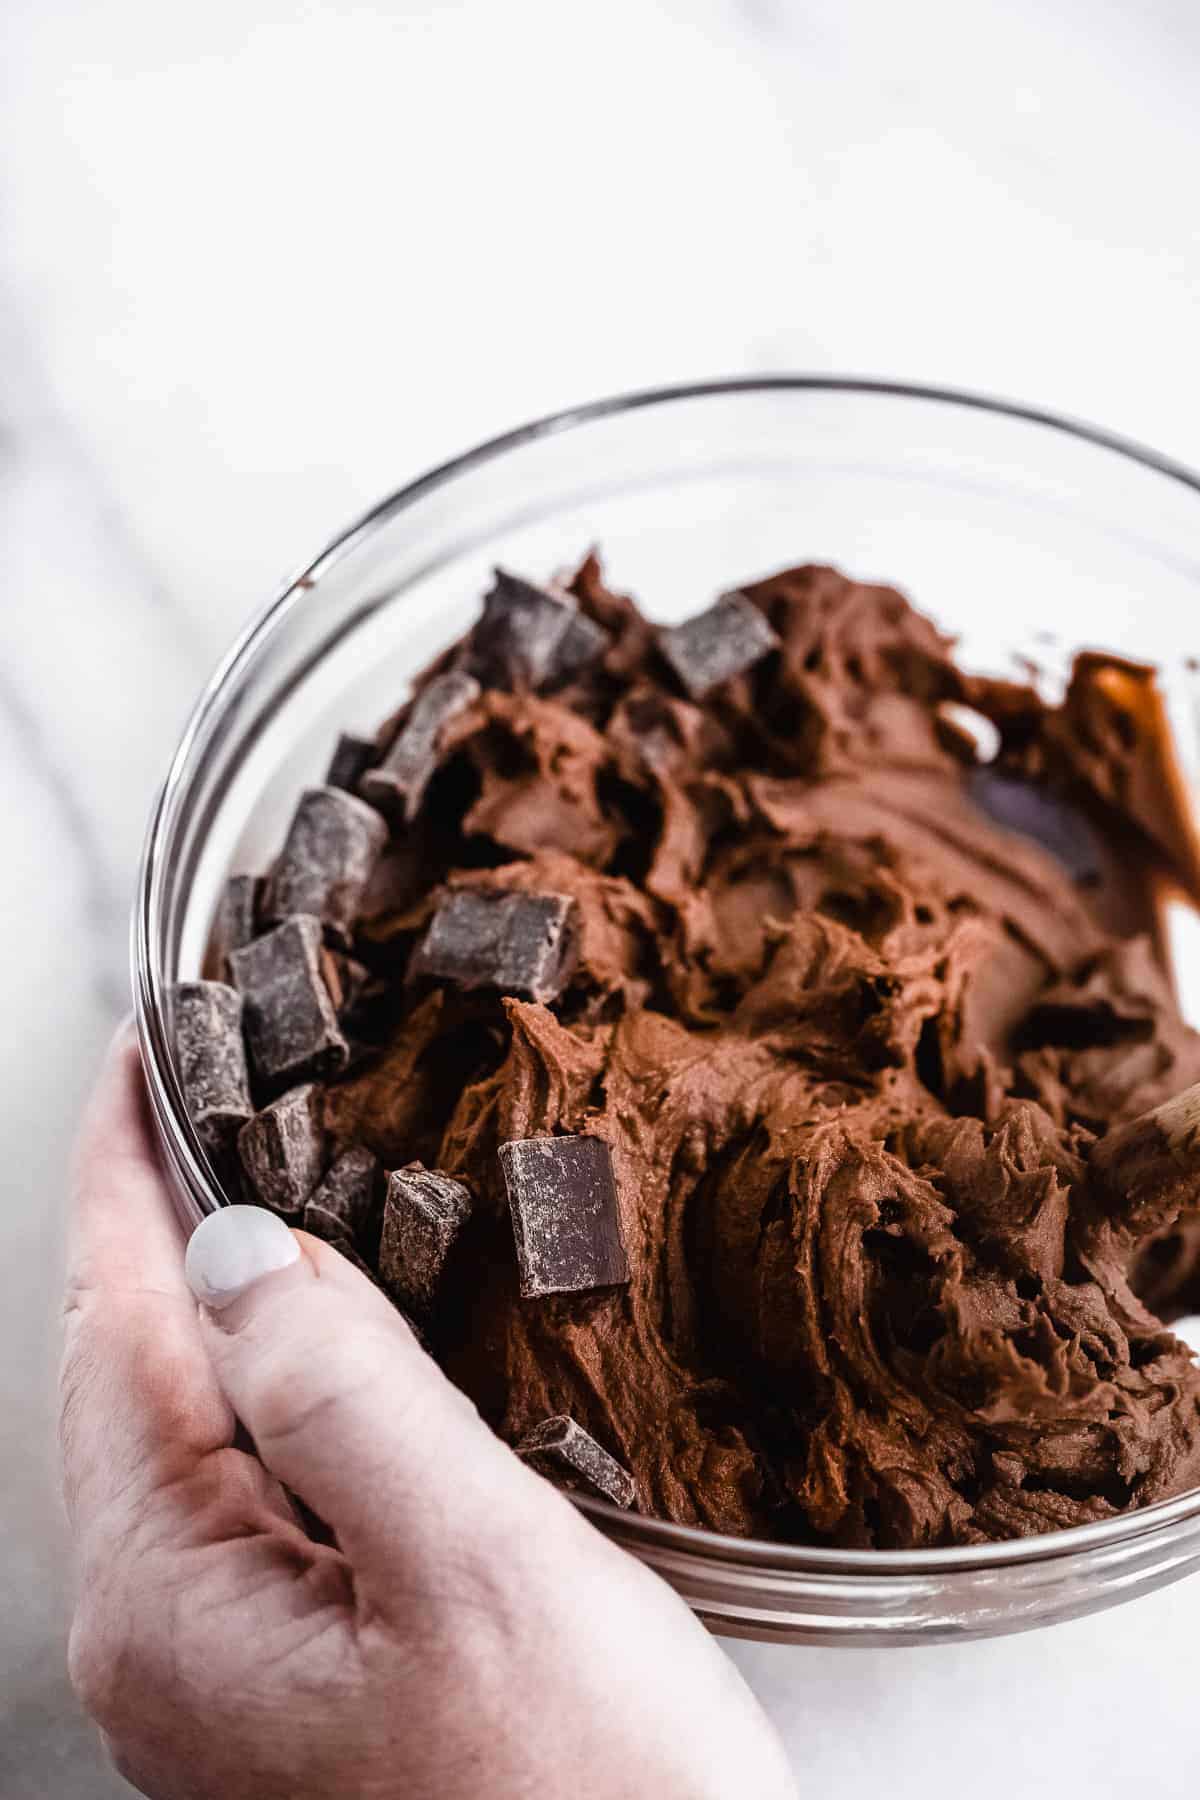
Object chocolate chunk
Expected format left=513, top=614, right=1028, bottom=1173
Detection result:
left=658, top=590, right=779, bottom=699
left=265, top=786, right=388, bottom=949
left=360, top=671, right=481, bottom=823
left=238, top=1083, right=325, bottom=1218
left=304, top=1145, right=381, bottom=1243
left=378, top=1166, right=473, bottom=1314
left=303, top=1176, right=378, bottom=1279
left=230, top=914, right=349, bottom=1086
left=408, top=889, right=578, bottom=1004
left=470, top=568, right=609, bottom=691
left=172, top=980, right=253, bottom=1162
left=210, top=875, right=263, bottom=976
left=1088, top=1081, right=1200, bottom=1243
left=319, top=947, right=374, bottom=1020
left=326, top=733, right=377, bottom=793
left=499, top=1135, right=629, bottom=1298
left=516, top=1416, right=637, bottom=1509
left=970, top=769, right=1105, bottom=883
left=551, top=609, right=610, bottom=685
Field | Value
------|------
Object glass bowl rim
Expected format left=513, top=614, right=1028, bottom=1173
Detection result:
left=133, top=372, right=1200, bottom=1581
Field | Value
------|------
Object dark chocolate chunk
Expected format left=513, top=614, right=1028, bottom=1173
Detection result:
left=551, top=608, right=610, bottom=685
left=319, top=948, right=374, bottom=1020
left=334, top=962, right=389, bottom=1045
left=658, top=590, right=780, bottom=700
left=408, top=889, right=578, bottom=1004
left=516, top=1415, right=638, bottom=1510
left=326, top=733, right=377, bottom=793
left=230, top=914, right=349, bottom=1086
left=360, top=671, right=481, bottom=823
left=969, top=769, right=1105, bottom=883
left=172, top=980, right=253, bottom=1163
left=378, top=1166, right=473, bottom=1314
left=304, top=1175, right=378, bottom=1279
left=470, top=568, right=609, bottom=691
left=302, top=1213, right=374, bottom=1278
left=264, top=786, right=388, bottom=949
left=238, top=1083, right=325, bottom=1218
left=209, top=875, right=263, bottom=976
left=499, top=1135, right=629, bottom=1298
left=303, top=1145, right=381, bottom=1246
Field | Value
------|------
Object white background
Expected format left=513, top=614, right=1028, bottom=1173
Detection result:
left=1, top=2, right=1199, bottom=1794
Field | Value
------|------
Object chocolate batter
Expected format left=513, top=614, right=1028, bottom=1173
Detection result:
left=211, top=559, right=1200, bottom=1548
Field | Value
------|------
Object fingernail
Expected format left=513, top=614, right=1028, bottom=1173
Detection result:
left=185, top=1205, right=301, bottom=1310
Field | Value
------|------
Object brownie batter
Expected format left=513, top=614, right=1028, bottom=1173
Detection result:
left=206, top=559, right=1200, bottom=1549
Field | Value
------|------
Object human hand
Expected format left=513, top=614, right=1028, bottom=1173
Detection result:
left=61, top=1027, right=797, bottom=1799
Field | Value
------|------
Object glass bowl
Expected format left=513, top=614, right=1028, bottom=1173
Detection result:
left=133, top=377, right=1200, bottom=1646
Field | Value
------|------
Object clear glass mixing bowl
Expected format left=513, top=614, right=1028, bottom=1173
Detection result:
left=133, top=378, right=1200, bottom=1645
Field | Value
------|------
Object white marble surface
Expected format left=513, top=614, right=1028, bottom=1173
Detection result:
left=2, top=1, right=1200, bottom=1794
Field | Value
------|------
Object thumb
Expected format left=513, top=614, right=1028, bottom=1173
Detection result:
left=184, top=1205, right=551, bottom=1602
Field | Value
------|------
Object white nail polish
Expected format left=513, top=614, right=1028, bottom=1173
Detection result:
left=185, top=1205, right=301, bottom=1310
left=936, top=701, right=1002, bottom=764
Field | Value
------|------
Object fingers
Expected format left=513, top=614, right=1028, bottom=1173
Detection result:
left=187, top=1207, right=555, bottom=1607
left=61, top=1025, right=233, bottom=1546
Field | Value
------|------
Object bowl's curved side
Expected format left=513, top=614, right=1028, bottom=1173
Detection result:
left=133, top=375, right=1200, bottom=1644
left=594, top=1504, right=1200, bottom=1645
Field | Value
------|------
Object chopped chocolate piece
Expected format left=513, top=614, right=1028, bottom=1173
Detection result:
left=360, top=671, right=481, bottom=823
left=1087, top=1080, right=1200, bottom=1243
left=470, top=568, right=609, bottom=691
left=516, top=1415, right=638, bottom=1510
left=230, top=914, right=349, bottom=1086
left=319, top=948, right=373, bottom=1019
left=378, top=1166, right=473, bottom=1314
left=658, top=590, right=779, bottom=699
left=551, top=608, right=610, bottom=685
left=304, top=1145, right=381, bottom=1244
left=172, top=980, right=253, bottom=1162
left=302, top=1206, right=375, bottom=1276
left=408, top=889, right=578, bottom=1004
left=210, top=875, right=263, bottom=975
left=265, top=786, right=388, bottom=949
left=969, top=769, right=1105, bottom=883
left=303, top=1194, right=379, bottom=1279
left=326, top=732, right=377, bottom=793
left=337, top=964, right=390, bottom=1044
left=499, top=1135, right=629, bottom=1298
left=237, top=1083, right=325, bottom=1218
